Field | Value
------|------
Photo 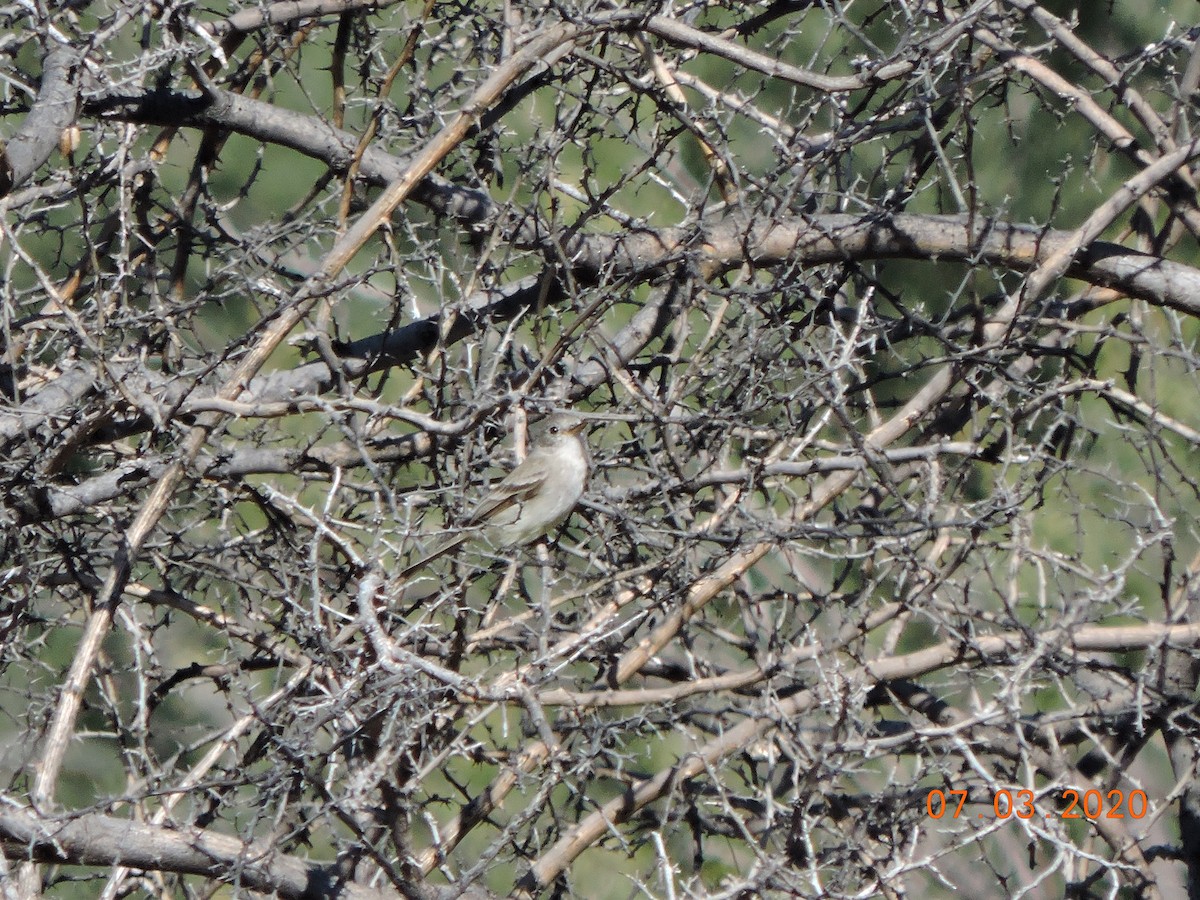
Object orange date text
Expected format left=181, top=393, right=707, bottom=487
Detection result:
left=925, top=788, right=1148, bottom=821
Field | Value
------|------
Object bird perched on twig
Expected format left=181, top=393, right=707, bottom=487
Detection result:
left=399, top=412, right=589, bottom=580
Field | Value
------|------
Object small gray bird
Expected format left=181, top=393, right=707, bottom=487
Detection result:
left=399, top=412, right=589, bottom=579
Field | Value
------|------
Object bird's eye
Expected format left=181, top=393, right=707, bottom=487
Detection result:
left=550, top=426, right=559, bottom=434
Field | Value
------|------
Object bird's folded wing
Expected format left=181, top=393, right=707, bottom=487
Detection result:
left=463, top=456, right=550, bottom=525
left=400, top=455, right=551, bottom=581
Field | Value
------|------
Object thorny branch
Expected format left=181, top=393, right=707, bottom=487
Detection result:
left=3, top=2, right=1200, bottom=899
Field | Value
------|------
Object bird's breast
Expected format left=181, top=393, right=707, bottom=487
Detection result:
left=489, top=440, right=588, bottom=547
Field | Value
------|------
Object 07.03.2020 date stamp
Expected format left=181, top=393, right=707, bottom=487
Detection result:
left=926, top=788, right=1149, bottom=821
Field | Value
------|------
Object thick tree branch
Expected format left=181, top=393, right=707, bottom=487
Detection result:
left=0, top=47, right=81, bottom=195
left=0, top=806, right=398, bottom=900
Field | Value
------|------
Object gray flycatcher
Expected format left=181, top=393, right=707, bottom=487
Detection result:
left=399, top=412, right=589, bottom=580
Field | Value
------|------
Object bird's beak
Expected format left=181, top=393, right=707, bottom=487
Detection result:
left=566, top=420, right=586, bottom=436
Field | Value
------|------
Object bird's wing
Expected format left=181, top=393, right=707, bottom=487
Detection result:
left=464, top=454, right=551, bottom=525
left=400, top=453, right=552, bottom=581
